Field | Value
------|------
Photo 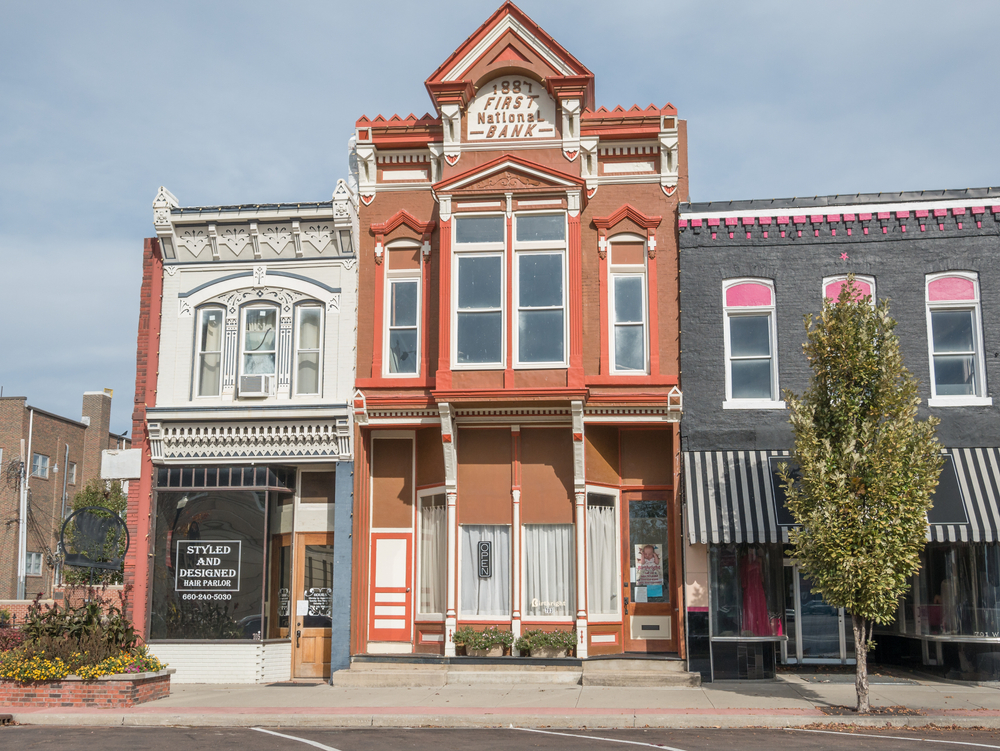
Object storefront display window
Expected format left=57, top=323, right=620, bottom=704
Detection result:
left=710, top=544, right=784, bottom=637
left=524, top=524, right=574, bottom=618
left=459, top=525, right=510, bottom=617
left=919, top=543, right=1000, bottom=638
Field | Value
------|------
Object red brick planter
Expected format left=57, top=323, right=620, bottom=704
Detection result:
left=0, top=669, right=172, bottom=708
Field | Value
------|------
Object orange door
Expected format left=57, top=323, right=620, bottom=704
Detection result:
left=292, top=532, right=335, bottom=679
left=622, top=491, right=677, bottom=652
left=368, top=532, right=413, bottom=643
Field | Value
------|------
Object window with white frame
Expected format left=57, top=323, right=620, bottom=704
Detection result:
left=67, top=461, right=77, bottom=485
left=926, top=272, right=990, bottom=405
left=241, top=305, right=278, bottom=376
left=515, top=213, right=566, bottom=366
left=609, top=236, right=648, bottom=373
left=455, top=215, right=505, bottom=366
left=196, top=306, right=224, bottom=396
left=26, top=551, right=42, bottom=576
left=417, top=492, right=446, bottom=616
left=523, top=523, right=574, bottom=619
left=31, top=453, right=49, bottom=479
left=723, top=279, right=780, bottom=406
left=385, top=241, right=422, bottom=376
left=459, top=524, right=510, bottom=617
left=294, top=304, right=323, bottom=394
left=586, top=491, right=619, bottom=617
left=823, top=275, right=876, bottom=304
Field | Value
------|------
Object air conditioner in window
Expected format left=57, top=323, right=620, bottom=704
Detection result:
left=239, top=374, right=274, bottom=397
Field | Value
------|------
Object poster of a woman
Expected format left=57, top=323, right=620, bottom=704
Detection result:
left=635, top=544, right=663, bottom=586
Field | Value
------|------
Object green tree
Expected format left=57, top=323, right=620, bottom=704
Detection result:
left=779, top=277, right=943, bottom=713
left=61, top=478, right=128, bottom=586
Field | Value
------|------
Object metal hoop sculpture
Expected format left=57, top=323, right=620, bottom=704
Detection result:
left=60, top=506, right=130, bottom=571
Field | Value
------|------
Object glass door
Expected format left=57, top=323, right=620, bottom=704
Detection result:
left=292, top=532, right=335, bottom=679
left=783, top=561, right=854, bottom=664
left=622, top=492, right=675, bottom=652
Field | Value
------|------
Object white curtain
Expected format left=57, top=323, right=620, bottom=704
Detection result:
left=587, top=502, right=617, bottom=615
left=524, top=524, right=575, bottom=618
left=418, top=497, right=446, bottom=614
left=460, top=525, right=510, bottom=616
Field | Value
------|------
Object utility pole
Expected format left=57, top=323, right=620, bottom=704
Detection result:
left=17, top=409, right=33, bottom=600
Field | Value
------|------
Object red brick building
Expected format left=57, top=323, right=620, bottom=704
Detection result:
left=352, top=3, right=687, bottom=659
left=0, top=390, right=128, bottom=600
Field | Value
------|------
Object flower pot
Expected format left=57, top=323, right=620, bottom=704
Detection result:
left=529, top=646, right=566, bottom=658
left=467, top=645, right=504, bottom=657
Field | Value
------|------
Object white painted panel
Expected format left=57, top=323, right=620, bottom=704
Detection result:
left=375, top=592, right=407, bottom=602
left=629, top=615, right=671, bottom=641
left=374, top=618, right=406, bottom=629
left=383, top=169, right=428, bottom=182
left=374, top=537, right=408, bottom=587
left=367, top=641, right=413, bottom=654
left=591, top=633, right=617, bottom=644
left=374, top=605, right=406, bottom=616
left=420, top=633, right=444, bottom=642
left=603, top=160, right=656, bottom=174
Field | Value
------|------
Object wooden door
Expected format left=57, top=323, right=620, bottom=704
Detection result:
left=622, top=491, right=677, bottom=652
left=368, top=532, right=412, bottom=643
left=292, top=532, right=335, bottom=679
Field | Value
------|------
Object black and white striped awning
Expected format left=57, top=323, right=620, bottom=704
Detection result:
left=684, top=448, right=1000, bottom=546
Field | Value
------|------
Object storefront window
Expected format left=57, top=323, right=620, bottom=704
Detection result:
left=524, top=524, right=574, bottom=618
left=919, top=543, right=1000, bottom=638
left=710, top=544, right=784, bottom=637
left=459, top=525, right=510, bottom=617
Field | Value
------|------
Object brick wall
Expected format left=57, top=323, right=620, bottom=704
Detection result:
left=0, top=397, right=27, bottom=600
left=0, top=672, right=169, bottom=708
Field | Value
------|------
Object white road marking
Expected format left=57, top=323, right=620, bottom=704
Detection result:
left=251, top=727, right=344, bottom=751
left=787, top=727, right=1000, bottom=749
left=511, top=726, right=689, bottom=750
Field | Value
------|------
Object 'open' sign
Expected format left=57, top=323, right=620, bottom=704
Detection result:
left=478, top=540, right=492, bottom=578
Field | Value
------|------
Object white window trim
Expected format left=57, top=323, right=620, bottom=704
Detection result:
left=239, top=302, right=280, bottom=380
left=26, top=551, right=43, bottom=577
left=457, top=522, right=513, bottom=622
left=520, top=522, right=576, bottom=623
left=31, top=453, right=49, bottom=479
left=585, top=485, right=622, bottom=623
left=293, top=302, right=324, bottom=396
left=513, top=211, right=568, bottom=368
left=722, top=278, right=784, bottom=409
left=452, top=213, right=507, bottom=370
left=925, top=271, right=992, bottom=407
left=608, top=233, right=649, bottom=375
left=67, top=461, right=77, bottom=485
left=383, top=239, right=423, bottom=378
left=415, top=486, right=446, bottom=621
left=195, top=305, right=225, bottom=398
left=822, top=274, right=876, bottom=304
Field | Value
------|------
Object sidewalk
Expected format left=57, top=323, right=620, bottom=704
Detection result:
left=5, top=672, right=1000, bottom=728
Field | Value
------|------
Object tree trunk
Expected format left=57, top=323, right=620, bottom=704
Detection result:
left=853, top=613, right=870, bottom=713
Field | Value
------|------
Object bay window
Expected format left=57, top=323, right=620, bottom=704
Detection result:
left=723, top=279, right=781, bottom=408
left=926, top=272, right=990, bottom=406
left=196, top=307, right=224, bottom=397
left=294, top=305, right=322, bottom=395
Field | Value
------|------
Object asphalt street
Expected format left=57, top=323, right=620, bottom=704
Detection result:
left=6, top=727, right=1000, bottom=751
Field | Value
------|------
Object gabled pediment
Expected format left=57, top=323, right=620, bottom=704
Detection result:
left=435, top=155, right=584, bottom=194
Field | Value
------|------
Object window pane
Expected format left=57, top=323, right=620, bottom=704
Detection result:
left=199, top=353, right=222, bottom=396
left=614, top=276, right=643, bottom=323
left=296, top=353, right=319, bottom=393
left=519, top=309, right=564, bottom=363
left=458, top=255, right=502, bottom=309
left=201, top=309, right=223, bottom=352
left=934, top=355, right=976, bottom=396
left=516, top=213, right=565, bottom=242
left=932, top=310, right=974, bottom=353
left=731, top=359, right=772, bottom=399
left=298, top=308, right=321, bottom=350
left=524, top=524, right=574, bottom=617
left=244, top=353, right=276, bottom=375
left=456, top=215, right=504, bottom=244
left=245, top=308, right=276, bottom=352
left=615, top=325, right=645, bottom=371
left=519, top=254, right=562, bottom=307
left=419, top=495, right=446, bottom=614
left=388, top=330, right=418, bottom=374
left=587, top=496, right=617, bottom=615
left=457, top=312, right=502, bottom=363
left=460, top=525, right=510, bottom=616
left=629, top=501, right=669, bottom=604
left=729, top=315, right=771, bottom=357
left=391, top=281, right=418, bottom=327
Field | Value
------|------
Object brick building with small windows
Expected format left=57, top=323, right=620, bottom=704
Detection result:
left=0, top=390, right=128, bottom=601
left=678, top=188, right=1000, bottom=681
left=350, top=2, right=688, bottom=667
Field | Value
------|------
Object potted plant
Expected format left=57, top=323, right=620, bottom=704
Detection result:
left=451, top=625, right=514, bottom=657
left=515, top=629, right=577, bottom=658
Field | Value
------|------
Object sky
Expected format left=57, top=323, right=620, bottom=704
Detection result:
left=1, top=0, right=999, bottom=432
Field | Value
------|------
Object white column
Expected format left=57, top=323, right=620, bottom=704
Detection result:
left=439, top=403, right=458, bottom=656
left=572, top=401, right=588, bottom=657
left=511, top=488, right=521, bottom=639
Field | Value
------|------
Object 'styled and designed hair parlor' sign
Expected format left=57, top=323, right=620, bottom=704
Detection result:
left=175, top=540, right=242, bottom=593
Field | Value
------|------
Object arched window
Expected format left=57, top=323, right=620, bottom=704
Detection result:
left=823, top=275, right=875, bottom=303
left=240, top=303, right=279, bottom=396
left=723, top=279, right=782, bottom=407
left=294, top=303, right=323, bottom=395
left=608, top=233, right=647, bottom=373
left=926, top=272, right=990, bottom=406
left=384, top=240, right=422, bottom=376
left=196, top=306, right=224, bottom=397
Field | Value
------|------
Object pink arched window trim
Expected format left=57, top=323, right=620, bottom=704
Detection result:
left=928, top=275, right=976, bottom=302
left=725, top=282, right=773, bottom=308
left=824, top=278, right=873, bottom=302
